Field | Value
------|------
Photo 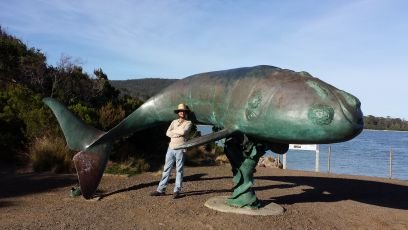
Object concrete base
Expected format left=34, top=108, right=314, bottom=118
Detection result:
left=204, top=196, right=284, bottom=216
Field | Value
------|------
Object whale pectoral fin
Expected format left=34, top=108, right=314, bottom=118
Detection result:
left=174, top=128, right=236, bottom=150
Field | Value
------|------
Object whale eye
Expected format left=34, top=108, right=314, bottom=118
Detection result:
left=308, top=105, right=334, bottom=125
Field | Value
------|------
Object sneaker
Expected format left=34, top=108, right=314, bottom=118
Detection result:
left=150, top=191, right=165, bottom=196
left=173, top=192, right=182, bottom=199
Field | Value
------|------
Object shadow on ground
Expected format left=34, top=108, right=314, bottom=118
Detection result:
left=100, top=173, right=232, bottom=200
left=255, top=175, right=408, bottom=210
left=3, top=170, right=406, bottom=211
left=0, top=173, right=77, bottom=199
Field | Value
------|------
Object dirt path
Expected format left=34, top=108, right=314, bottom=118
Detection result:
left=1, top=165, right=407, bottom=229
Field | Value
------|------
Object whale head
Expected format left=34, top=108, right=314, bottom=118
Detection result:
left=237, top=68, right=363, bottom=144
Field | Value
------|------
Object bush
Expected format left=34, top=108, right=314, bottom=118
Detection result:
left=184, top=145, right=220, bottom=166
left=111, top=123, right=170, bottom=171
left=98, top=101, right=125, bottom=130
left=0, top=118, right=26, bottom=161
left=0, top=84, right=55, bottom=139
left=68, top=102, right=98, bottom=126
left=29, top=136, right=74, bottom=173
left=0, top=84, right=58, bottom=161
left=105, top=158, right=150, bottom=176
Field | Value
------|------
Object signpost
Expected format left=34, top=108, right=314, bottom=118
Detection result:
left=287, top=144, right=320, bottom=172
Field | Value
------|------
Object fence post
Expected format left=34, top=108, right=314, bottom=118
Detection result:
left=315, top=145, right=320, bottom=172
left=328, top=144, right=331, bottom=174
left=389, top=145, right=392, bottom=179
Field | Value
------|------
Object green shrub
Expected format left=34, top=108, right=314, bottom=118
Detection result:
left=111, top=123, right=170, bottom=171
left=68, top=102, right=98, bottom=126
left=0, top=84, right=58, bottom=161
left=0, top=118, right=26, bottom=161
left=0, top=84, right=55, bottom=139
left=121, top=96, right=143, bottom=114
left=98, top=101, right=125, bottom=130
left=184, top=144, right=221, bottom=166
left=29, top=136, right=74, bottom=173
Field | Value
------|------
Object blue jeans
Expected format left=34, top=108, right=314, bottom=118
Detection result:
left=156, top=148, right=185, bottom=193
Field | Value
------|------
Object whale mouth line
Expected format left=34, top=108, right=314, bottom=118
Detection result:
left=339, top=100, right=353, bottom=124
left=333, top=92, right=362, bottom=128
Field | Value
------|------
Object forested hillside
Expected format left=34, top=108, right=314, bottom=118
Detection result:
left=110, top=78, right=177, bottom=101
left=0, top=27, right=173, bottom=173
left=0, top=27, right=219, bottom=173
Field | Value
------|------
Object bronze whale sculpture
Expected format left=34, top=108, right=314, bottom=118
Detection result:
left=43, top=65, right=363, bottom=200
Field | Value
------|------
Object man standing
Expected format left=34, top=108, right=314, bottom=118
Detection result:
left=150, top=103, right=192, bottom=199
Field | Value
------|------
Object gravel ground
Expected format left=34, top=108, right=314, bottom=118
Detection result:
left=1, top=165, right=407, bottom=229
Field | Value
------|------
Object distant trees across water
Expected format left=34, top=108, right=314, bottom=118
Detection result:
left=364, top=115, right=408, bottom=131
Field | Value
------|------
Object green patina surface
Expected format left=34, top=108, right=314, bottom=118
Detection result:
left=224, top=135, right=266, bottom=208
left=44, top=65, right=364, bottom=203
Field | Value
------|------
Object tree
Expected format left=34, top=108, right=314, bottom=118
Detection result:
left=92, top=68, right=120, bottom=106
left=98, top=102, right=126, bottom=130
left=0, top=84, right=56, bottom=160
left=0, top=26, right=47, bottom=92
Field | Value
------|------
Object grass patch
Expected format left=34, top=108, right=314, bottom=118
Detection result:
left=105, top=158, right=150, bottom=176
left=29, top=136, right=74, bottom=173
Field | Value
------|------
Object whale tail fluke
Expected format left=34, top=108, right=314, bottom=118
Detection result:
left=72, top=144, right=111, bottom=199
left=43, top=97, right=111, bottom=199
left=42, top=97, right=105, bottom=151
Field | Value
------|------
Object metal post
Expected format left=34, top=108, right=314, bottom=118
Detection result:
left=328, top=144, right=331, bottom=174
left=389, top=145, right=392, bottom=179
left=283, top=153, right=287, bottom=169
left=315, top=145, right=320, bottom=172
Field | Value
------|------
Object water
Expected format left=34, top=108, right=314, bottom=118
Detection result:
left=277, top=130, right=408, bottom=181
left=197, top=126, right=408, bottom=181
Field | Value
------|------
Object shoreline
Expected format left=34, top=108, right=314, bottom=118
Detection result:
left=364, top=128, right=408, bottom=132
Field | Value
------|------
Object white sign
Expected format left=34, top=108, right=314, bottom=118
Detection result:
left=287, top=144, right=320, bottom=172
left=289, top=144, right=318, bottom=151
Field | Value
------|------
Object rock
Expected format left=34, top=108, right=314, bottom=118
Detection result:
left=215, top=155, right=229, bottom=165
left=258, top=156, right=282, bottom=169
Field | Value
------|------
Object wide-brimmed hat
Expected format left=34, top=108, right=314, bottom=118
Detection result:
left=174, top=103, right=190, bottom=114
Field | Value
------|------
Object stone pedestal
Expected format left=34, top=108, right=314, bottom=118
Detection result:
left=205, top=196, right=284, bottom=216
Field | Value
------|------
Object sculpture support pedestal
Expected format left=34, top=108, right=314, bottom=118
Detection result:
left=224, top=135, right=266, bottom=208
left=205, top=196, right=284, bottom=216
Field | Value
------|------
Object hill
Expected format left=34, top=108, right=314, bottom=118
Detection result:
left=110, top=78, right=178, bottom=101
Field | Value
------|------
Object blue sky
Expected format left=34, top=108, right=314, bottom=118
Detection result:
left=1, top=0, right=407, bottom=118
